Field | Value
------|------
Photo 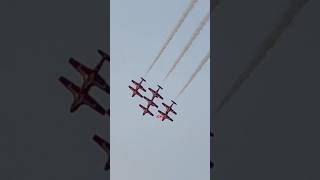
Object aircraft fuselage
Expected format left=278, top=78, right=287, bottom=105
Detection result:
left=70, top=87, right=90, bottom=112
left=81, top=71, right=98, bottom=90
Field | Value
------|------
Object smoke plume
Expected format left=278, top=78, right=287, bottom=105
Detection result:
left=145, top=0, right=199, bottom=75
left=216, top=0, right=310, bottom=113
left=176, top=51, right=210, bottom=99
left=164, top=10, right=210, bottom=80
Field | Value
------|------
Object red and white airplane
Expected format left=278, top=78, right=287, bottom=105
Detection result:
left=59, top=50, right=109, bottom=115
left=139, top=104, right=154, bottom=116
left=161, top=100, right=177, bottom=115
left=129, top=77, right=146, bottom=97
left=143, top=96, right=158, bottom=108
left=59, top=77, right=107, bottom=115
left=68, top=49, right=110, bottom=93
left=157, top=100, right=177, bottom=121
left=93, top=134, right=110, bottom=171
left=148, top=85, right=163, bottom=99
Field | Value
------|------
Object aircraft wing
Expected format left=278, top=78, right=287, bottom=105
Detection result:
left=171, top=109, right=177, bottom=115
left=93, top=134, right=110, bottom=152
left=129, top=86, right=142, bottom=97
left=59, top=76, right=80, bottom=97
left=94, top=74, right=110, bottom=94
left=148, top=88, right=154, bottom=93
left=93, top=134, right=110, bottom=171
left=148, top=110, right=154, bottom=116
left=158, top=94, right=163, bottom=99
left=83, top=94, right=106, bottom=115
left=69, top=58, right=92, bottom=77
left=132, top=80, right=138, bottom=85
left=158, top=110, right=166, bottom=116
left=97, top=49, right=110, bottom=62
left=140, top=85, right=146, bottom=92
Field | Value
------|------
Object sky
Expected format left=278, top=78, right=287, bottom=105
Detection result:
left=111, top=0, right=210, bottom=180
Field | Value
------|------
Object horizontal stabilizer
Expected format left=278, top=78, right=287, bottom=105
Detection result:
left=58, top=76, right=80, bottom=97
left=97, top=49, right=110, bottom=61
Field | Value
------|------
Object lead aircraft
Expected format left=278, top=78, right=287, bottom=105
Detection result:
left=128, top=77, right=146, bottom=97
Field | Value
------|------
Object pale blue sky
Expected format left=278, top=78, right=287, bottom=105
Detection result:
left=111, top=0, right=210, bottom=179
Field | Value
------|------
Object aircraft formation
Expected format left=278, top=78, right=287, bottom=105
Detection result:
left=129, top=77, right=177, bottom=122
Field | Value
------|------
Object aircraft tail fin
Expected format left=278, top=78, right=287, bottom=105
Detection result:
left=97, top=49, right=110, bottom=61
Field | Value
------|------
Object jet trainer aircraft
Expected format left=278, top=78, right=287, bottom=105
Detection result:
left=139, top=104, right=154, bottom=116
left=143, top=96, right=158, bottom=108
left=93, top=134, right=110, bottom=171
left=59, top=77, right=106, bottom=115
left=59, top=49, right=109, bottom=115
left=68, top=49, right=110, bottom=93
left=129, top=77, right=146, bottom=97
left=158, top=100, right=177, bottom=121
left=148, top=85, right=163, bottom=99
left=161, top=100, right=177, bottom=115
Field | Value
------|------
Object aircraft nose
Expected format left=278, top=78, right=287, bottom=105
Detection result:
left=70, top=103, right=78, bottom=113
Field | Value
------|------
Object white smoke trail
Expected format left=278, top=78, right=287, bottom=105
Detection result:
left=176, top=51, right=210, bottom=99
left=164, top=10, right=210, bottom=80
left=145, top=0, right=199, bottom=76
left=216, top=0, right=310, bottom=113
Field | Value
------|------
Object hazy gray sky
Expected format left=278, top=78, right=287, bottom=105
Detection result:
left=111, top=0, right=210, bottom=179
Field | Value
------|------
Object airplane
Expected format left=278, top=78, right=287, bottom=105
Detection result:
left=157, top=100, right=177, bottom=121
left=157, top=110, right=173, bottom=121
left=59, top=76, right=106, bottom=115
left=139, top=104, right=154, bottom=116
left=68, top=49, right=110, bottom=94
left=148, top=85, right=163, bottom=99
left=128, top=77, right=146, bottom=97
left=143, top=96, right=158, bottom=108
left=92, top=134, right=110, bottom=171
left=161, top=100, right=177, bottom=115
